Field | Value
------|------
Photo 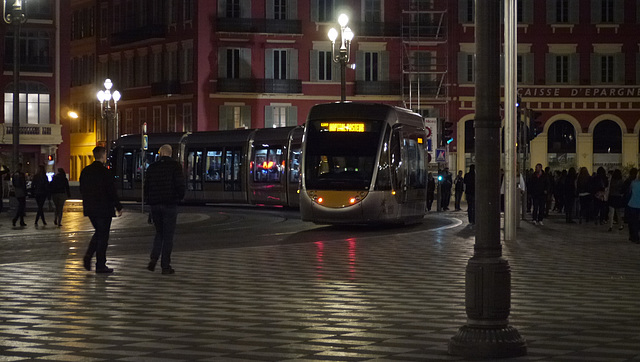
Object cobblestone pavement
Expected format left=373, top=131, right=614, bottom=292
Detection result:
left=1, top=200, right=640, bottom=361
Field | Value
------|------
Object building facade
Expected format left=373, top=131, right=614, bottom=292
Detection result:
left=62, top=0, right=640, bottom=181
left=1, top=0, right=71, bottom=177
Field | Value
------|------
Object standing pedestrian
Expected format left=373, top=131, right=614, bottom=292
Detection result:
left=564, top=167, right=577, bottom=223
left=440, top=167, right=452, bottom=211
left=144, top=144, right=185, bottom=275
left=0, top=165, right=9, bottom=213
left=607, top=169, right=625, bottom=232
left=464, top=165, right=476, bottom=224
left=32, top=165, right=50, bottom=226
left=50, top=168, right=71, bottom=227
left=577, top=167, right=592, bottom=224
left=426, top=172, right=435, bottom=211
left=626, top=170, right=640, bottom=244
left=80, top=146, right=123, bottom=273
left=11, top=163, right=27, bottom=227
left=529, top=163, right=549, bottom=225
left=454, top=170, right=464, bottom=211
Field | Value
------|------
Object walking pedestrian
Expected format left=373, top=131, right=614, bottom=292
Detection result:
left=11, top=163, right=27, bottom=227
left=144, top=144, right=185, bottom=275
left=80, top=146, right=123, bottom=273
left=32, top=165, right=49, bottom=226
left=427, top=172, right=435, bottom=211
left=50, top=168, right=71, bottom=227
left=454, top=170, right=464, bottom=211
left=591, top=167, right=608, bottom=225
left=626, top=170, right=640, bottom=244
left=607, top=169, right=625, bottom=232
left=529, top=163, right=549, bottom=225
left=464, top=165, right=475, bottom=224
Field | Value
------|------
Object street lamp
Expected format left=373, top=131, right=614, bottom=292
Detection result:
left=328, top=13, right=354, bottom=102
left=96, top=79, right=121, bottom=150
left=3, top=0, right=27, bottom=173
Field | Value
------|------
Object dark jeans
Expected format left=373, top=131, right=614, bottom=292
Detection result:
left=466, top=194, right=475, bottom=224
left=86, top=216, right=113, bottom=269
left=35, top=195, right=47, bottom=223
left=628, top=207, right=640, bottom=242
left=532, top=195, right=545, bottom=222
left=441, top=190, right=451, bottom=210
left=150, top=204, right=178, bottom=270
left=454, top=191, right=463, bottom=210
left=52, top=193, right=67, bottom=224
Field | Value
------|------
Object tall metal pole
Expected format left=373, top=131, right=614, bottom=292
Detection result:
left=449, top=0, right=526, bottom=358
left=504, top=0, right=517, bottom=240
left=12, top=20, right=20, bottom=172
left=340, top=52, right=346, bottom=102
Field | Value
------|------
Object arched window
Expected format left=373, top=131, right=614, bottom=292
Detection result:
left=547, top=120, right=576, bottom=153
left=4, top=82, right=50, bottom=124
left=593, top=120, right=622, bottom=153
left=465, top=120, right=475, bottom=153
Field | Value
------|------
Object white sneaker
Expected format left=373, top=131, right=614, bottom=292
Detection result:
left=538, top=221, right=544, bottom=226
left=532, top=221, right=538, bottom=225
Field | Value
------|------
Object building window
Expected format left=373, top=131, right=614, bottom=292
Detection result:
left=182, top=103, right=192, bottom=132
left=364, top=52, right=379, bottom=81
left=4, top=31, right=52, bottom=71
left=219, top=105, right=250, bottom=130
left=151, top=52, right=162, bottom=83
left=600, top=55, right=614, bottom=83
left=274, top=0, right=287, bottom=19
left=227, top=48, right=240, bottom=78
left=166, top=49, right=178, bottom=81
left=100, top=5, right=108, bottom=38
left=265, top=105, right=297, bottom=128
left=4, top=82, right=50, bottom=124
left=466, top=54, right=474, bottom=82
left=136, top=53, right=148, bottom=86
left=555, top=55, right=569, bottom=83
left=273, top=50, right=288, bottom=80
left=152, top=106, right=161, bottom=133
left=364, top=0, right=382, bottom=22
left=167, top=105, right=177, bottom=132
left=125, top=109, right=133, bottom=134
left=600, top=0, right=614, bottom=22
left=138, top=108, right=147, bottom=133
left=184, top=0, right=194, bottom=23
left=555, top=0, right=569, bottom=22
left=318, top=51, right=333, bottom=81
left=226, top=0, right=240, bottom=18
left=181, top=46, right=193, bottom=82
left=318, top=0, right=333, bottom=22
left=459, top=0, right=474, bottom=23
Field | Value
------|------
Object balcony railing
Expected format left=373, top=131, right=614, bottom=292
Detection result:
left=111, top=24, right=166, bottom=46
left=354, top=21, right=401, bottom=37
left=216, top=78, right=302, bottom=94
left=0, top=123, right=62, bottom=145
left=216, top=18, right=302, bottom=34
left=4, top=57, right=53, bottom=73
left=355, top=81, right=401, bottom=95
left=151, top=80, right=181, bottom=96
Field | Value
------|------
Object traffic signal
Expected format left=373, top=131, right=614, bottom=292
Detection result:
left=529, top=111, right=542, bottom=141
left=440, top=119, right=454, bottom=146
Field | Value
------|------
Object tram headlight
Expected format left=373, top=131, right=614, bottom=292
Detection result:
left=317, top=197, right=324, bottom=204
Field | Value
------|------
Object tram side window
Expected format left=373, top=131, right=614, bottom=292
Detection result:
left=375, top=126, right=392, bottom=190
left=289, top=148, right=301, bottom=183
left=122, top=151, right=134, bottom=189
left=390, top=128, right=403, bottom=191
left=225, top=148, right=242, bottom=191
left=403, top=134, right=426, bottom=189
left=253, top=147, right=284, bottom=183
left=205, top=150, right=222, bottom=182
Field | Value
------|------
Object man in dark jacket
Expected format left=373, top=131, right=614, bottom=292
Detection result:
left=144, top=144, right=185, bottom=274
left=464, top=165, right=476, bottom=224
left=529, top=163, right=549, bottom=225
left=12, top=163, right=27, bottom=227
left=80, top=146, right=123, bottom=273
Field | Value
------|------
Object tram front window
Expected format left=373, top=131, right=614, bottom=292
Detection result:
left=305, top=120, right=382, bottom=190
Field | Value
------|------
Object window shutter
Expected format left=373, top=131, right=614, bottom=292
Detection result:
left=569, top=54, right=579, bottom=84
left=590, top=0, right=600, bottom=23
left=265, top=106, right=274, bottom=128
left=266, top=0, right=274, bottom=19
left=546, top=0, right=555, bottom=23
left=288, top=0, right=297, bottom=20
left=288, top=106, right=298, bottom=126
left=614, top=53, right=624, bottom=84
left=240, top=48, right=251, bottom=78
left=265, top=49, right=274, bottom=79
left=240, top=0, right=250, bottom=18
left=241, top=105, right=252, bottom=128
left=218, top=48, right=227, bottom=78
left=218, top=0, right=226, bottom=17
left=379, top=51, right=389, bottom=81
left=288, top=48, right=298, bottom=79
left=458, top=53, right=468, bottom=84
left=310, top=0, right=318, bottom=22
left=522, top=0, right=533, bottom=24
left=356, top=51, right=365, bottom=81
left=524, top=53, right=534, bottom=84
left=613, top=0, right=623, bottom=23
left=546, top=54, right=555, bottom=84
left=458, top=0, right=469, bottom=24
left=591, top=54, right=600, bottom=84
left=310, top=50, right=319, bottom=81
left=568, top=0, right=579, bottom=23
left=219, top=106, right=230, bottom=130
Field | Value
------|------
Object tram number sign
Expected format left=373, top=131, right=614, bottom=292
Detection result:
left=436, top=148, right=446, bottom=163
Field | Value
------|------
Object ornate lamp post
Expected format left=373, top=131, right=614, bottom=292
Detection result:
left=328, top=14, right=354, bottom=102
left=96, top=79, right=121, bottom=150
left=3, top=0, right=27, bottom=172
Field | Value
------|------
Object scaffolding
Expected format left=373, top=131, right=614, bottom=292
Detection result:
left=401, top=0, right=448, bottom=117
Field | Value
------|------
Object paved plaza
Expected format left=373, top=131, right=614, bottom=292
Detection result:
left=1, top=199, right=640, bottom=361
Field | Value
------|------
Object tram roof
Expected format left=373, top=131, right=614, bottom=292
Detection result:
left=116, top=132, right=185, bottom=147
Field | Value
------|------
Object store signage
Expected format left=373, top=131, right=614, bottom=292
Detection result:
left=518, top=87, right=640, bottom=98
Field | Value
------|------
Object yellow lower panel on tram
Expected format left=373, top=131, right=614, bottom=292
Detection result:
left=307, top=190, right=369, bottom=208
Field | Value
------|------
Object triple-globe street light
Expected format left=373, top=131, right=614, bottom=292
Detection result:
left=327, top=14, right=354, bottom=102
left=3, top=0, right=27, bottom=172
left=96, top=79, right=121, bottom=150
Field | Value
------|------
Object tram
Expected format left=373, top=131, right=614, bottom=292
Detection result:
left=300, top=102, right=428, bottom=224
left=111, top=126, right=303, bottom=207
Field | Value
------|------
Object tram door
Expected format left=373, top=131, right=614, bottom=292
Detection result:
left=186, top=149, right=204, bottom=201
left=224, top=147, right=245, bottom=202
left=391, top=126, right=427, bottom=216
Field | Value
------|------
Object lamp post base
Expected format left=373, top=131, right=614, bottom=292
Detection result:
left=449, top=324, right=526, bottom=358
